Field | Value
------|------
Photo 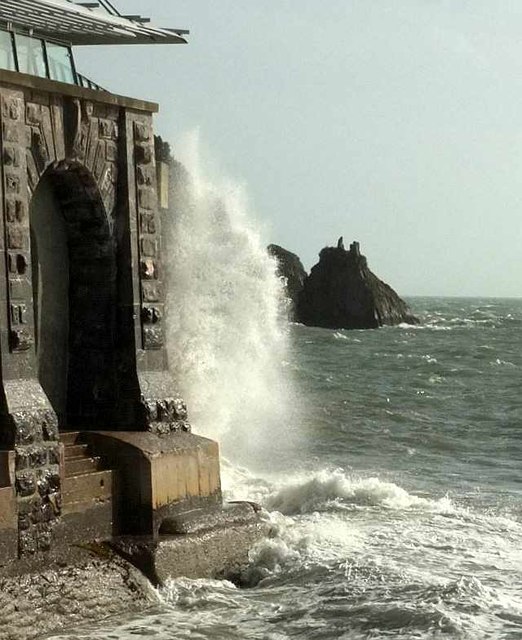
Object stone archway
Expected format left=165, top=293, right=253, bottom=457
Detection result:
left=29, top=161, right=117, bottom=428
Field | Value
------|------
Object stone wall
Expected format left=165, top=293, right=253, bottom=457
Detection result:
left=0, top=69, right=188, bottom=561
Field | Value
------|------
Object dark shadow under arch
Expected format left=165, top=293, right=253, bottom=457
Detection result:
left=30, top=161, right=117, bottom=428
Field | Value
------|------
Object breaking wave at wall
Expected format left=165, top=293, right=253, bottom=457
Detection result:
left=164, top=132, right=300, bottom=469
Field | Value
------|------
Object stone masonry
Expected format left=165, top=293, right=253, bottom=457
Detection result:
left=0, top=68, right=188, bottom=559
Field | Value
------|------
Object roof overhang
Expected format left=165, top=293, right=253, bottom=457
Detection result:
left=0, top=0, right=188, bottom=46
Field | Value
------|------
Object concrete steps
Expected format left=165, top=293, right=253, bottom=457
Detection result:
left=59, top=432, right=115, bottom=517
left=65, top=444, right=90, bottom=460
left=62, top=470, right=114, bottom=514
left=65, top=455, right=103, bottom=476
left=60, top=431, right=82, bottom=446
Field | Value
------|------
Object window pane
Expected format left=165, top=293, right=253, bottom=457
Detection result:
left=0, top=30, right=15, bottom=71
left=15, top=34, right=47, bottom=78
left=46, top=42, right=75, bottom=84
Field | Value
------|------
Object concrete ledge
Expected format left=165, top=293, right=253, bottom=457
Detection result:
left=0, top=68, right=159, bottom=113
left=111, top=502, right=268, bottom=585
left=56, top=501, right=115, bottom=547
left=160, top=501, right=260, bottom=535
left=82, top=431, right=222, bottom=535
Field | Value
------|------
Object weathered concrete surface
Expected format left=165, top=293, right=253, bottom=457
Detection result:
left=112, top=501, right=268, bottom=585
left=0, top=486, right=17, bottom=565
left=160, top=501, right=260, bottom=535
left=0, top=545, right=158, bottom=640
left=298, top=240, right=419, bottom=329
left=267, top=244, right=307, bottom=320
left=81, top=431, right=222, bottom=536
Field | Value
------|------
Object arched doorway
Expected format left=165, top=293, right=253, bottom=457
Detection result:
left=29, top=162, right=117, bottom=428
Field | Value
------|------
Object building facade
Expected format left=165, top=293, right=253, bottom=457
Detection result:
left=0, top=1, right=222, bottom=564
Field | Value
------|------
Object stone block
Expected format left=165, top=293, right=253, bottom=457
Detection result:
left=15, top=470, right=36, bottom=497
left=5, top=198, right=27, bottom=223
left=2, top=123, right=19, bottom=142
left=136, top=165, right=155, bottom=187
left=26, top=103, right=42, bottom=125
left=134, top=121, right=151, bottom=143
left=10, top=303, right=28, bottom=325
left=143, top=326, right=163, bottom=350
left=138, top=187, right=155, bottom=210
left=81, top=432, right=222, bottom=536
left=135, top=144, right=153, bottom=164
left=2, top=97, right=21, bottom=121
left=112, top=512, right=268, bottom=585
left=142, top=281, right=162, bottom=303
left=140, top=237, right=158, bottom=258
left=160, top=502, right=260, bottom=535
left=140, top=212, right=156, bottom=234
left=106, top=141, right=118, bottom=162
left=5, top=172, right=21, bottom=194
left=141, top=305, right=162, bottom=324
left=7, top=227, right=27, bottom=250
left=3, top=145, right=20, bottom=167
left=8, top=253, right=29, bottom=276
left=10, top=328, right=33, bottom=351
left=9, top=277, right=31, bottom=299
left=99, top=118, right=113, bottom=139
left=140, top=258, right=157, bottom=280
left=19, top=529, right=37, bottom=555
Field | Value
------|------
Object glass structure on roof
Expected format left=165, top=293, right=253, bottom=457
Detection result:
left=0, top=0, right=187, bottom=90
left=0, top=28, right=88, bottom=88
left=0, top=30, right=16, bottom=71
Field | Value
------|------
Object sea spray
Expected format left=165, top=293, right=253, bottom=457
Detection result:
left=163, top=132, right=301, bottom=472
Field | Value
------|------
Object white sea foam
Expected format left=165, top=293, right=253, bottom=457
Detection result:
left=263, top=469, right=456, bottom=516
left=491, top=358, right=516, bottom=367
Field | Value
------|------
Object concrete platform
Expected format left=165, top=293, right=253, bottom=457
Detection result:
left=111, top=502, right=269, bottom=585
left=81, top=431, right=222, bottom=536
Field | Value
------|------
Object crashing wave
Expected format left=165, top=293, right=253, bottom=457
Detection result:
left=263, top=469, right=455, bottom=516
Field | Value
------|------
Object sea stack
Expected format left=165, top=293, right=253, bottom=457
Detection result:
left=298, top=240, right=419, bottom=329
left=268, top=244, right=307, bottom=319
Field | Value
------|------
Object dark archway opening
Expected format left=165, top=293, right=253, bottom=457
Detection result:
left=30, top=162, right=117, bottom=429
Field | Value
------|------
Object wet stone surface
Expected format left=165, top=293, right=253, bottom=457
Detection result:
left=0, top=546, right=157, bottom=640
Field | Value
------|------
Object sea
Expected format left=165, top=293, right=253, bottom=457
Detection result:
left=48, top=139, right=522, bottom=640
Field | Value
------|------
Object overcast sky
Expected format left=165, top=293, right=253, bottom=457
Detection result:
left=76, top=1, right=522, bottom=297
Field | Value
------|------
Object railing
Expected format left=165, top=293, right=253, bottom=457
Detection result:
left=76, top=72, right=106, bottom=92
left=65, top=0, right=122, bottom=17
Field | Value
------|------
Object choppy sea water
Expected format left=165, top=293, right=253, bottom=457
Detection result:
left=50, top=297, right=522, bottom=640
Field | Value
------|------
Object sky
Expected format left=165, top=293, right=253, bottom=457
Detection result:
left=75, top=1, right=522, bottom=297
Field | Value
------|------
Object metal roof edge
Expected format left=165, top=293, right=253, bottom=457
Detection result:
left=1, top=0, right=188, bottom=46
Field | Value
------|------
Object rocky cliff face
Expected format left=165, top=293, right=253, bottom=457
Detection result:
left=297, top=239, right=418, bottom=329
left=267, top=244, right=307, bottom=320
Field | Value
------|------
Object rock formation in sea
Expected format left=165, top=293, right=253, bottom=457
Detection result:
left=297, top=239, right=419, bottom=329
left=267, top=244, right=307, bottom=319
